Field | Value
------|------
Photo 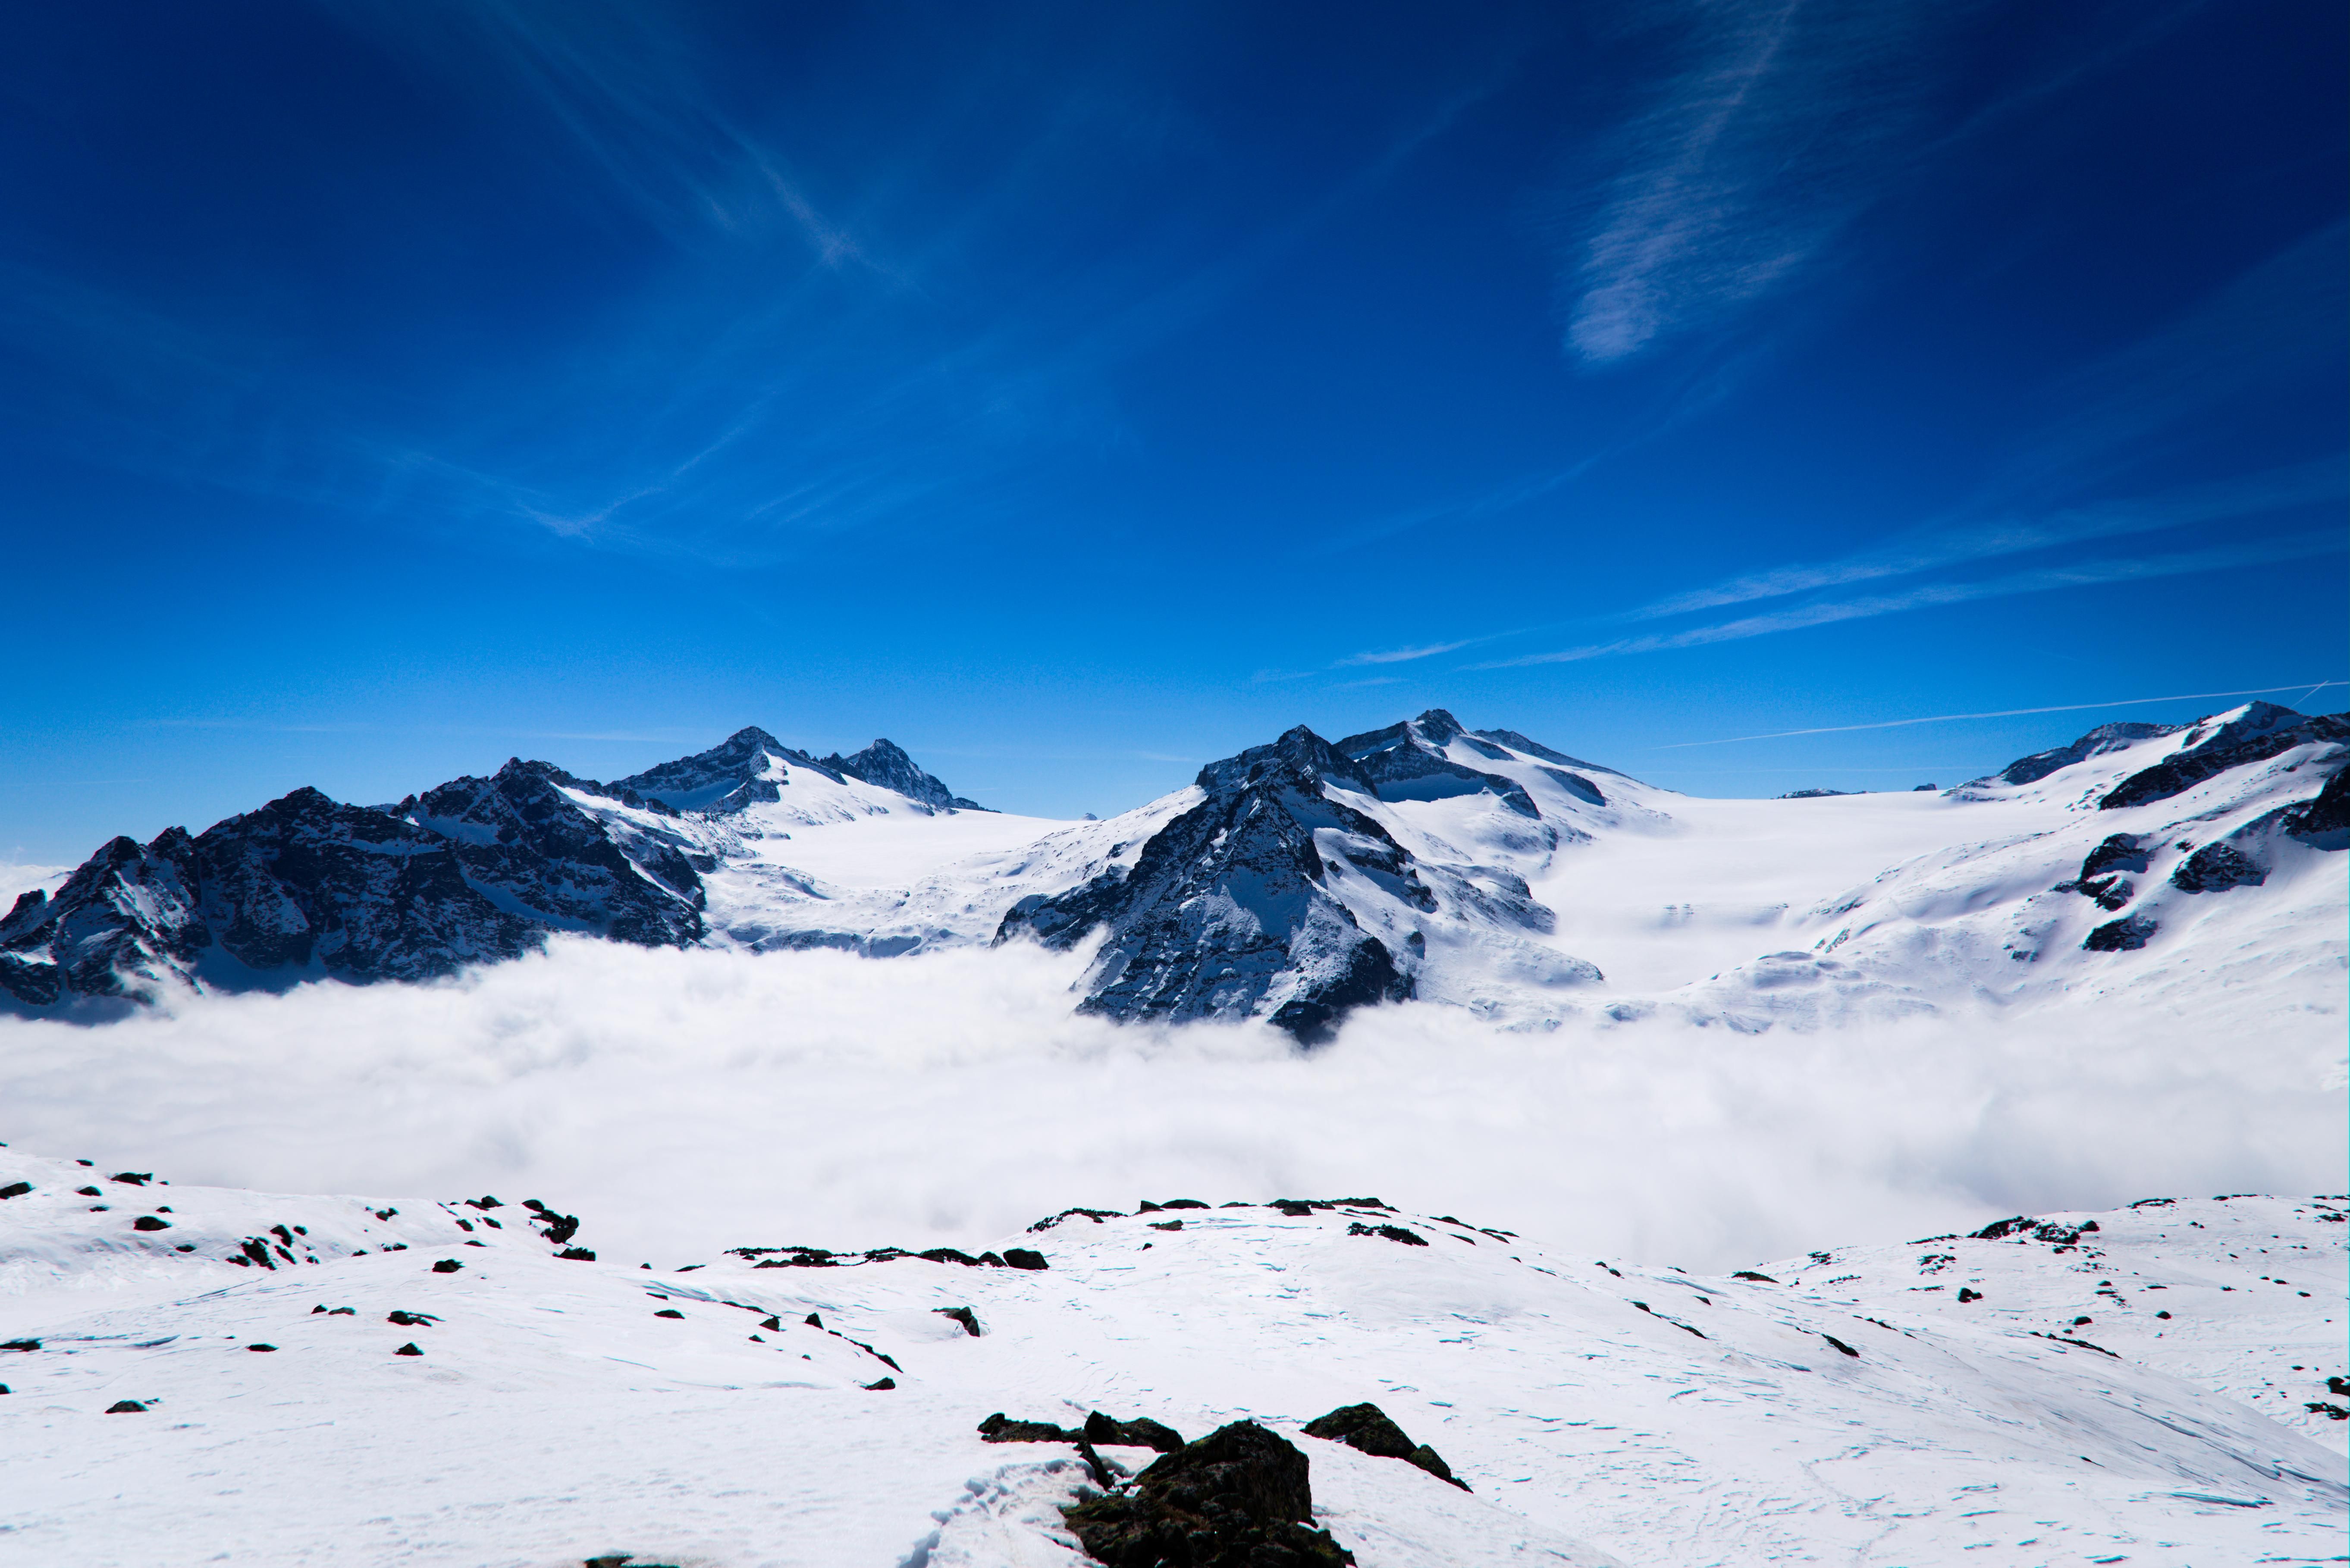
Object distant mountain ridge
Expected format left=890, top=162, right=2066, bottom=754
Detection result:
left=5, top=702, right=2344, bottom=1037
left=0, top=729, right=980, bottom=1013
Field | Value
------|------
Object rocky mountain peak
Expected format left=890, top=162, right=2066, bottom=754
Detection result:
left=817, top=738, right=986, bottom=812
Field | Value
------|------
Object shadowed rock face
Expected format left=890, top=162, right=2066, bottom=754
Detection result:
left=0, top=765, right=705, bottom=1010
left=2099, top=704, right=2350, bottom=810
left=1991, top=722, right=2183, bottom=787
left=613, top=726, right=841, bottom=814
left=1332, top=709, right=1537, bottom=816
left=1061, top=1419, right=1354, bottom=1568
left=1302, top=1402, right=1470, bottom=1490
left=817, top=738, right=985, bottom=812
left=998, top=726, right=1417, bottom=1041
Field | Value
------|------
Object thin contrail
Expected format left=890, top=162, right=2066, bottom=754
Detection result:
left=1655, top=681, right=2344, bottom=750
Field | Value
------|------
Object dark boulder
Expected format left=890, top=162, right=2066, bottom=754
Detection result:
left=2170, top=843, right=2266, bottom=893
left=2079, top=834, right=2150, bottom=879
left=1084, top=1411, right=1186, bottom=1453
left=2284, top=766, right=2350, bottom=843
left=2083, top=915, right=2158, bottom=952
left=1061, top=1420, right=1353, bottom=1567
left=1302, top=1402, right=1470, bottom=1490
left=979, top=1412, right=1083, bottom=1443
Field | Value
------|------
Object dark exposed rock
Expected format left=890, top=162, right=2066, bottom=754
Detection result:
left=105, top=1399, right=147, bottom=1412
left=816, top=738, right=986, bottom=812
left=1332, top=711, right=1536, bottom=817
left=934, top=1306, right=982, bottom=1336
left=246, top=1343, right=276, bottom=1352
left=1002, top=1247, right=1048, bottom=1270
left=1346, top=1222, right=1427, bottom=1246
left=1085, top=1411, right=1186, bottom=1453
left=613, top=727, right=841, bottom=814
left=2100, top=703, right=2350, bottom=810
left=1822, top=1334, right=1860, bottom=1358
left=653, top=1308, right=684, bottom=1319
left=2083, top=914, right=2158, bottom=952
left=1732, top=1270, right=1777, bottom=1283
left=2171, top=842, right=2267, bottom=893
left=997, top=726, right=1418, bottom=1041
left=132, top=1216, right=170, bottom=1231
left=1985, top=722, right=2181, bottom=787
left=430, top=1259, right=464, bottom=1273
left=1030, top=1207, right=1125, bottom=1231
left=0, top=762, right=706, bottom=1010
left=0, top=1182, right=29, bottom=1200
left=1061, top=1420, right=1354, bottom=1567
left=1302, top=1402, right=1469, bottom=1490
left=979, top=1412, right=1084, bottom=1443
left=2078, top=834, right=2150, bottom=879
left=2283, top=766, right=2350, bottom=842
left=1471, top=727, right=1625, bottom=777
left=1780, top=788, right=1855, bottom=800
left=394, top=1343, right=423, bottom=1356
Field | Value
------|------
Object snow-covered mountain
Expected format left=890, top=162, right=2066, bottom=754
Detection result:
left=6, top=702, right=2344, bottom=1038
left=0, top=1139, right=2340, bottom=1565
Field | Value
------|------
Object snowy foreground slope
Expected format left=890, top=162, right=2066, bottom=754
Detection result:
left=0, top=1143, right=2342, bottom=1568
left=6, top=702, right=2344, bottom=1040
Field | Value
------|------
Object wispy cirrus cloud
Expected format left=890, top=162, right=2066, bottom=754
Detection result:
left=1618, top=457, right=2348, bottom=625
left=1656, top=681, right=2347, bottom=749
left=1338, top=640, right=1482, bottom=667
left=1554, top=1, right=1972, bottom=364
left=1475, top=530, right=2347, bottom=668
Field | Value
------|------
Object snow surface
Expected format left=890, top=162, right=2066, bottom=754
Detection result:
left=0, top=709, right=2341, bottom=1562
left=0, top=1142, right=2340, bottom=1566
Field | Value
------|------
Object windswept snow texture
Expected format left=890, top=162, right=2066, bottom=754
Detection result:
left=0, top=1142, right=2341, bottom=1567
left=6, top=702, right=2345, bottom=1040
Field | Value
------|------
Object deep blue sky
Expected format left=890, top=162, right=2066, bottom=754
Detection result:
left=2, top=1, right=2344, bottom=862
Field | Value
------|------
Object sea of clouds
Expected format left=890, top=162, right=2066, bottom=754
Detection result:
left=0, top=938, right=2340, bottom=1273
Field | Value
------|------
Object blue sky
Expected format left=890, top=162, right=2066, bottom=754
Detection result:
left=1, top=0, right=2343, bottom=861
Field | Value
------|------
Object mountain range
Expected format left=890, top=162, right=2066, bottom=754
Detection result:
left=5, top=702, right=2344, bottom=1035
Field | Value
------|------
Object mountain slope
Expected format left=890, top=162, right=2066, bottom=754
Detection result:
left=7, top=704, right=2342, bottom=1036
left=0, top=1141, right=2340, bottom=1566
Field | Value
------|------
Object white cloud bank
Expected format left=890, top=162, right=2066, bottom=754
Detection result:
left=0, top=939, right=2337, bottom=1273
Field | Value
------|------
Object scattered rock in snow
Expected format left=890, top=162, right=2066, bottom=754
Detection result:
left=1083, top=1411, right=1186, bottom=1454
left=1061, top=1419, right=1354, bottom=1567
left=1302, top=1402, right=1469, bottom=1490
left=2171, top=842, right=2267, bottom=893
left=979, top=1412, right=1084, bottom=1443
left=1346, top=1222, right=1427, bottom=1246
left=2083, top=914, right=2159, bottom=952
left=933, top=1306, right=981, bottom=1336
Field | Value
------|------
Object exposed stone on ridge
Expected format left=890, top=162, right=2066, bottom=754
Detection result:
left=2099, top=703, right=2349, bottom=810
left=1060, top=1419, right=1354, bottom=1567
left=997, top=725, right=1417, bottom=1041
left=1302, top=1402, right=1470, bottom=1490
left=817, top=738, right=986, bottom=811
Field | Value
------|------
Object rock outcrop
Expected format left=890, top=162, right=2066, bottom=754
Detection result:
left=998, top=726, right=1420, bottom=1041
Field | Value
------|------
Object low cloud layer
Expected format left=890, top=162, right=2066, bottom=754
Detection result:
left=0, top=940, right=2337, bottom=1273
